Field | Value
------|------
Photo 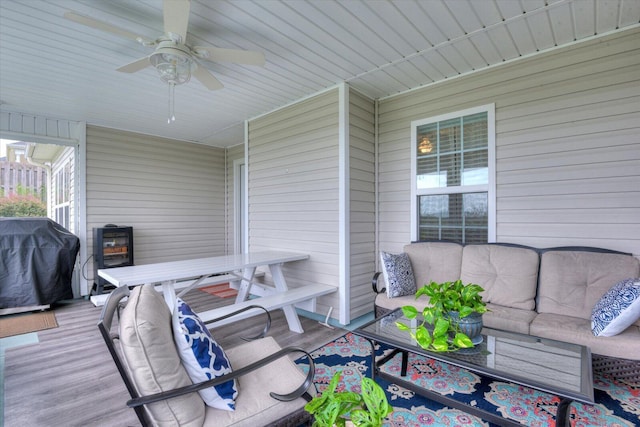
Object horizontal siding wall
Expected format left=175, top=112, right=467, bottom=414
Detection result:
left=377, top=27, right=640, bottom=257
left=86, top=126, right=226, bottom=285
left=349, top=88, right=376, bottom=319
left=248, top=89, right=341, bottom=320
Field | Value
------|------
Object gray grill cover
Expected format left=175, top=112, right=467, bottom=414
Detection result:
left=0, top=218, right=80, bottom=308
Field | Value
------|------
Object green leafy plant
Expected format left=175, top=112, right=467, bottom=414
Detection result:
left=396, top=279, right=487, bottom=352
left=0, top=194, right=47, bottom=217
left=304, top=371, right=393, bottom=427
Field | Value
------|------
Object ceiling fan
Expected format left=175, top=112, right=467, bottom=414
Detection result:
left=64, top=0, right=265, bottom=121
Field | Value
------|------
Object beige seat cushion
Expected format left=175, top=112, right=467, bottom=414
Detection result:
left=537, top=251, right=640, bottom=320
left=119, top=284, right=206, bottom=427
left=375, top=293, right=420, bottom=313
left=531, top=312, right=640, bottom=360
left=483, top=303, right=536, bottom=335
left=460, top=244, right=539, bottom=310
left=204, top=336, right=312, bottom=427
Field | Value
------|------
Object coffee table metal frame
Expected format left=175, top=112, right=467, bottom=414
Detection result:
left=353, top=309, right=594, bottom=427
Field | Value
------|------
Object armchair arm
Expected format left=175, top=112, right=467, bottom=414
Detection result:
left=126, top=346, right=315, bottom=407
left=205, top=304, right=271, bottom=341
left=372, top=272, right=386, bottom=294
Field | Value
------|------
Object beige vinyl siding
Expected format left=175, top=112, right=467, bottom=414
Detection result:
left=378, top=27, right=640, bottom=257
left=86, top=126, right=226, bottom=285
left=248, top=89, right=340, bottom=320
left=348, top=88, right=376, bottom=319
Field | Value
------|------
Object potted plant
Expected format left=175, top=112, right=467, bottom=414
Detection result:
left=304, top=371, right=393, bottom=427
left=396, top=279, right=488, bottom=352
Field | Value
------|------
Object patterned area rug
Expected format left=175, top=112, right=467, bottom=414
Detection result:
left=296, top=333, right=640, bottom=426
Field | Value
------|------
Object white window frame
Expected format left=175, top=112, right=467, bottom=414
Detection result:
left=410, top=104, right=496, bottom=243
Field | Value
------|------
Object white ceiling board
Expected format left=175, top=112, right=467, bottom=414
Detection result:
left=1, top=0, right=638, bottom=147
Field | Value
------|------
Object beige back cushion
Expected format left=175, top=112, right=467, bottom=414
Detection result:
left=403, top=242, right=463, bottom=290
left=537, top=251, right=640, bottom=320
left=119, top=284, right=205, bottom=426
left=460, top=244, right=540, bottom=310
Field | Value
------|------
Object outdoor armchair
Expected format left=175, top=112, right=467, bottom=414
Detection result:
left=98, top=284, right=315, bottom=427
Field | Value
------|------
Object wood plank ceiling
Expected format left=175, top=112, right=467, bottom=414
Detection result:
left=0, top=0, right=638, bottom=147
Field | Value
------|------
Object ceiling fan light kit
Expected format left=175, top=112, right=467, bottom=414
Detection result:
left=63, top=0, right=264, bottom=123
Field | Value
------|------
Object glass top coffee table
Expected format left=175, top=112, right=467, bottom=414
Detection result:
left=353, top=309, right=594, bottom=427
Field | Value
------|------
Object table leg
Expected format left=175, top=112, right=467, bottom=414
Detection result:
left=161, top=280, right=177, bottom=311
left=366, top=339, right=377, bottom=380
left=234, top=267, right=256, bottom=303
left=401, top=350, right=408, bottom=377
left=269, top=263, right=304, bottom=333
left=556, top=398, right=572, bottom=427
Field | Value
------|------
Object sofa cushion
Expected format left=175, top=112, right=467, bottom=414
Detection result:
left=380, top=251, right=416, bottom=298
left=537, top=251, right=640, bottom=320
left=531, top=312, right=640, bottom=360
left=460, top=244, right=539, bottom=310
left=172, top=297, right=238, bottom=410
left=119, top=284, right=205, bottom=426
left=591, top=278, right=640, bottom=337
left=203, top=336, right=312, bottom=427
left=375, top=292, right=425, bottom=314
left=404, top=241, right=463, bottom=290
left=483, top=303, right=536, bottom=335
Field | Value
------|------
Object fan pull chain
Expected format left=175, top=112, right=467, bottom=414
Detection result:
left=167, top=82, right=176, bottom=123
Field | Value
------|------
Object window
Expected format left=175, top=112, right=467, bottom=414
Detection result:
left=411, top=104, right=495, bottom=243
left=53, top=161, right=71, bottom=230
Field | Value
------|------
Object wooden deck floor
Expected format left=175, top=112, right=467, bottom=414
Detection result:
left=3, top=289, right=347, bottom=426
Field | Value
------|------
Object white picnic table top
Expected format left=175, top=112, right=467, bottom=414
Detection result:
left=97, top=250, right=309, bottom=287
left=97, top=250, right=323, bottom=333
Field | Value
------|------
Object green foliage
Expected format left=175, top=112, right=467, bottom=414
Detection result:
left=396, top=280, right=487, bottom=352
left=0, top=194, right=47, bottom=217
left=305, top=371, right=393, bottom=427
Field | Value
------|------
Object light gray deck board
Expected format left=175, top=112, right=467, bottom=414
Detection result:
left=3, top=289, right=346, bottom=426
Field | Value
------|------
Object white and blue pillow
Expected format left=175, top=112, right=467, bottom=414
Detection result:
left=380, top=251, right=416, bottom=298
left=591, top=278, right=640, bottom=337
left=172, top=298, right=237, bottom=410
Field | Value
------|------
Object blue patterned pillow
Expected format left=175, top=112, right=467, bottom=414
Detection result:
left=172, top=298, right=237, bottom=410
left=380, top=251, right=416, bottom=298
left=591, top=278, right=640, bottom=337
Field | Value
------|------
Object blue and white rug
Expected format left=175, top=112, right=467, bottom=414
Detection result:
left=296, top=333, right=640, bottom=426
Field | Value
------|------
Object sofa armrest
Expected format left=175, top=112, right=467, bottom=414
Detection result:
left=372, top=272, right=386, bottom=294
left=126, top=346, right=316, bottom=407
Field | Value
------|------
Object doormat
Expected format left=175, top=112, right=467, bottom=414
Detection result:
left=0, top=311, right=58, bottom=338
left=296, top=333, right=640, bottom=427
left=199, top=283, right=238, bottom=299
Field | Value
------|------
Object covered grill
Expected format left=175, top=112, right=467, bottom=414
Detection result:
left=0, top=218, right=80, bottom=309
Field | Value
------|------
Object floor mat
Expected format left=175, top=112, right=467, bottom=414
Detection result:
left=0, top=311, right=57, bottom=338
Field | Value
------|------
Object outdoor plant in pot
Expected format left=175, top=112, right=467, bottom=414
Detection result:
left=396, top=279, right=488, bottom=352
left=304, top=371, right=393, bottom=427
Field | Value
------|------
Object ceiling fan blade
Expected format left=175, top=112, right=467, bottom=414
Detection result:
left=193, top=46, right=265, bottom=66
left=117, top=56, right=151, bottom=73
left=64, top=11, right=151, bottom=44
left=163, top=0, right=191, bottom=42
left=192, top=65, right=224, bottom=90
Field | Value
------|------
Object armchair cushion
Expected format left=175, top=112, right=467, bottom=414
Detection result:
left=204, top=336, right=314, bottom=427
left=172, top=297, right=238, bottom=410
left=119, top=284, right=205, bottom=426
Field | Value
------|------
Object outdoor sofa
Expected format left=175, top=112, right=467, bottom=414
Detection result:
left=373, top=242, right=640, bottom=383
